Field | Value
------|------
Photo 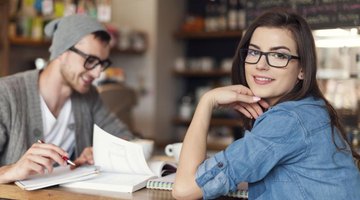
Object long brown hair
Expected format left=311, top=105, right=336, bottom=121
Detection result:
left=231, top=9, right=360, bottom=160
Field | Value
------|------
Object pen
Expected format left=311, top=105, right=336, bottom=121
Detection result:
left=37, top=140, right=76, bottom=166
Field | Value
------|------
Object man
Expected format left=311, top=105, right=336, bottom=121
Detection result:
left=0, top=15, right=133, bottom=183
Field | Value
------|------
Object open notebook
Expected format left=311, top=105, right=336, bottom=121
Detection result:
left=15, top=125, right=176, bottom=192
left=15, top=165, right=99, bottom=191
left=60, top=125, right=177, bottom=193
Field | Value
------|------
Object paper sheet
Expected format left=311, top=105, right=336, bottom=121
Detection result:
left=93, top=125, right=154, bottom=176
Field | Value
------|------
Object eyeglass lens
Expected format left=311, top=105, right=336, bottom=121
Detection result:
left=69, top=47, right=112, bottom=71
left=242, top=49, right=294, bottom=68
left=84, top=56, right=112, bottom=70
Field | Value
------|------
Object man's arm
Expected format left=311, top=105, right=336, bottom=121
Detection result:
left=0, top=142, right=69, bottom=183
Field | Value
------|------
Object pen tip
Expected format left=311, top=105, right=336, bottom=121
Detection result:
left=68, top=160, right=76, bottom=166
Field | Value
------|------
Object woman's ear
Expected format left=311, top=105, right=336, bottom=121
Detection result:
left=298, top=69, right=304, bottom=80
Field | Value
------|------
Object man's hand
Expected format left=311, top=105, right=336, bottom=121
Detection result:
left=0, top=142, right=68, bottom=183
left=73, top=147, right=94, bottom=167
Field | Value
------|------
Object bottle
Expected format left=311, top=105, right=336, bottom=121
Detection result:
left=179, top=96, right=193, bottom=119
left=237, top=0, right=246, bottom=29
left=31, top=15, right=43, bottom=40
left=217, top=0, right=228, bottom=31
left=205, top=1, right=217, bottom=32
left=352, top=129, right=360, bottom=152
left=228, top=0, right=238, bottom=31
left=356, top=54, right=360, bottom=78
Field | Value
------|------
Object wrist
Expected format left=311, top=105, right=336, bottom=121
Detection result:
left=199, top=91, right=216, bottom=109
left=0, top=164, right=15, bottom=184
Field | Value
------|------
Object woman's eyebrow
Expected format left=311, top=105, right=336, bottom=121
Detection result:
left=248, top=44, right=260, bottom=49
left=249, top=44, right=292, bottom=52
left=270, top=46, right=291, bottom=52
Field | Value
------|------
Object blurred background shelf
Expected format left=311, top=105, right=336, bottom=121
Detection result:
left=173, top=69, right=231, bottom=77
left=173, top=117, right=243, bottom=127
left=9, top=37, right=50, bottom=46
left=174, top=30, right=243, bottom=39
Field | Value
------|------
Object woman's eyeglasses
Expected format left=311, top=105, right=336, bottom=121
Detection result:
left=69, top=47, right=112, bottom=71
left=240, top=49, right=300, bottom=68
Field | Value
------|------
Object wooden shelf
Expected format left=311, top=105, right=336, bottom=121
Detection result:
left=9, top=37, right=146, bottom=55
left=112, top=48, right=146, bottom=55
left=173, top=69, right=231, bottom=77
left=9, top=37, right=51, bottom=46
left=173, top=117, right=243, bottom=127
left=174, top=30, right=243, bottom=39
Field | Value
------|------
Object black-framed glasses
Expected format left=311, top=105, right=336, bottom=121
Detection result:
left=240, top=49, right=300, bottom=68
left=69, top=47, right=112, bottom=71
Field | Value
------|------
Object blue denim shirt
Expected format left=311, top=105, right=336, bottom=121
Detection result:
left=196, top=96, right=360, bottom=199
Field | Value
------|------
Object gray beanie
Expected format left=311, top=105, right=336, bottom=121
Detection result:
left=45, top=14, right=108, bottom=61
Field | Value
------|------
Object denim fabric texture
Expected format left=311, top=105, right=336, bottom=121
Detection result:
left=196, top=96, right=360, bottom=199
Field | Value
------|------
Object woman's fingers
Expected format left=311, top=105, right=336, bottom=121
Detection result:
left=234, top=104, right=252, bottom=118
left=235, top=103, right=261, bottom=119
left=258, top=99, right=270, bottom=109
left=205, top=84, right=269, bottom=119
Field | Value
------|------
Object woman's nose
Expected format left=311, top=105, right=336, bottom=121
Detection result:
left=255, top=55, right=270, bottom=70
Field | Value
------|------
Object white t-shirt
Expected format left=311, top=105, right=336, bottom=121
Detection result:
left=40, top=95, right=75, bottom=157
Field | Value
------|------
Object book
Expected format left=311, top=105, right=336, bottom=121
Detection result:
left=146, top=173, right=248, bottom=199
left=148, top=160, right=177, bottom=177
left=15, top=165, right=99, bottom=191
left=60, top=125, right=177, bottom=193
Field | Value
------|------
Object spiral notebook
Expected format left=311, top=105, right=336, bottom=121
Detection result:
left=146, top=173, right=248, bottom=199
left=146, top=173, right=175, bottom=191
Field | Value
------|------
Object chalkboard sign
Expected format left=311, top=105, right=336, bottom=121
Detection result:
left=245, top=0, right=360, bottom=29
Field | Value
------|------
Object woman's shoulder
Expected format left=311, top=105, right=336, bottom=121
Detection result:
left=263, top=96, right=330, bottom=125
left=272, top=96, right=325, bottom=113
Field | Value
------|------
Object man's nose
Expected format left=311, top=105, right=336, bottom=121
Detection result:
left=88, top=65, right=103, bottom=78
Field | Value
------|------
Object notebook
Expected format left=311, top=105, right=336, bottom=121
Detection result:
left=146, top=173, right=175, bottom=190
left=61, top=125, right=176, bottom=193
left=15, top=165, right=99, bottom=191
left=146, top=173, right=248, bottom=199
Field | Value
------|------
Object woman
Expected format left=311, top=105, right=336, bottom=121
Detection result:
left=172, top=9, right=360, bottom=200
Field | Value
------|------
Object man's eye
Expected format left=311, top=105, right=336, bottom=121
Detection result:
left=86, top=56, right=99, bottom=64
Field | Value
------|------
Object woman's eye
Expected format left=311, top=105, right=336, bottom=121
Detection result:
left=272, top=53, right=288, bottom=60
left=248, top=49, right=260, bottom=56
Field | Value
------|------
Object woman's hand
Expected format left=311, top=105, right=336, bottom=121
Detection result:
left=0, top=142, right=68, bottom=183
left=202, top=85, right=269, bottom=119
left=73, top=147, right=94, bottom=167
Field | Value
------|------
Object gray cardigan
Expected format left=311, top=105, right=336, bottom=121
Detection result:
left=0, top=70, right=133, bottom=165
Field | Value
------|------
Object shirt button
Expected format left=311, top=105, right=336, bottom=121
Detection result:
left=217, top=162, right=224, bottom=168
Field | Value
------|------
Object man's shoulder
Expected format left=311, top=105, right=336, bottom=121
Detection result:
left=0, top=70, right=39, bottom=94
left=0, top=70, right=38, bottom=84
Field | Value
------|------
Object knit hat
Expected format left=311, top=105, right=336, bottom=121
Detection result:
left=45, top=14, right=108, bottom=61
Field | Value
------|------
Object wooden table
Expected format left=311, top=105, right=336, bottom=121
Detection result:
left=0, top=183, right=243, bottom=200
left=0, top=183, right=174, bottom=200
left=0, top=156, right=244, bottom=199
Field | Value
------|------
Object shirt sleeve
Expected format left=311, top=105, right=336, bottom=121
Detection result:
left=0, top=88, right=10, bottom=155
left=195, top=109, right=308, bottom=199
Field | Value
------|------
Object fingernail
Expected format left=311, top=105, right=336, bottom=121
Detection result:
left=253, top=96, right=261, bottom=101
